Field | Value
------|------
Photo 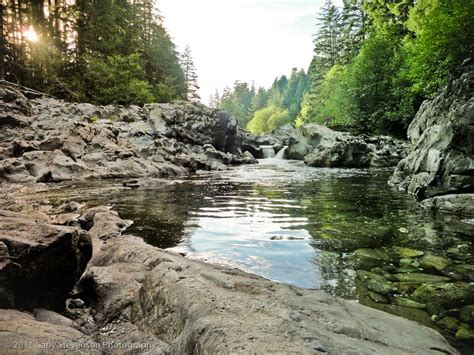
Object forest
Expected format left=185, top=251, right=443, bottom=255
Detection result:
left=0, top=0, right=200, bottom=105
left=1, top=0, right=473, bottom=137
left=218, top=0, right=474, bottom=137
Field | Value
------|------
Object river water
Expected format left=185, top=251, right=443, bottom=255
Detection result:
left=44, top=159, right=473, bottom=351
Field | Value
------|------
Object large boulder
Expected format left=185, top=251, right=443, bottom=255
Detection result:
left=389, top=63, right=474, bottom=213
left=287, top=123, right=409, bottom=167
left=0, top=210, right=92, bottom=310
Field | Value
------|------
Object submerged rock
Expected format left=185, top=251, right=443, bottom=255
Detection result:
left=353, top=248, right=392, bottom=270
left=420, top=254, right=452, bottom=272
left=412, top=283, right=474, bottom=314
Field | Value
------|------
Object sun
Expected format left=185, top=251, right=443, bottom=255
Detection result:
left=23, top=27, right=38, bottom=42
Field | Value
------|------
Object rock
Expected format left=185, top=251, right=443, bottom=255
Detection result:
left=75, top=234, right=455, bottom=354
left=392, top=273, right=452, bottom=284
left=460, top=305, right=474, bottom=325
left=412, top=283, right=474, bottom=313
left=286, top=123, right=408, bottom=168
left=420, top=254, right=452, bottom=272
left=393, top=297, right=426, bottom=309
left=447, top=264, right=474, bottom=282
left=0, top=210, right=92, bottom=310
left=356, top=270, right=387, bottom=282
left=368, top=291, right=389, bottom=303
left=437, top=316, right=460, bottom=332
left=389, top=66, right=474, bottom=213
left=367, top=279, right=396, bottom=295
left=455, top=325, right=474, bottom=340
left=0, top=85, right=255, bottom=186
left=392, top=247, right=424, bottom=258
left=421, top=194, right=474, bottom=215
left=353, top=248, right=392, bottom=270
left=0, top=309, right=100, bottom=354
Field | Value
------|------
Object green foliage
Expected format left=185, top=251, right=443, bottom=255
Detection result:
left=1, top=0, right=186, bottom=105
left=247, top=106, right=291, bottom=134
left=218, top=69, right=308, bottom=131
left=302, top=0, right=472, bottom=137
left=404, top=0, right=474, bottom=97
left=301, top=65, right=351, bottom=129
left=219, top=82, right=255, bottom=127
left=82, top=54, right=154, bottom=105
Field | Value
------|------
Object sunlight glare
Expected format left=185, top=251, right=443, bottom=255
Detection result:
left=23, top=27, right=38, bottom=42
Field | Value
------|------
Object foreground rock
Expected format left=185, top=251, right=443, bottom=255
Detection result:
left=0, top=83, right=256, bottom=185
left=0, top=209, right=92, bottom=310
left=285, top=124, right=409, bottom=168
left=389, top=63, right=474, bottom=214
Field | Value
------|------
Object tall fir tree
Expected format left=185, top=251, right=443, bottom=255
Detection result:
left=180, top=45, right=200, bottom=102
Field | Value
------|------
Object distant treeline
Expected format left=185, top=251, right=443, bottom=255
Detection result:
left=0, top=0, right=199, bottom=104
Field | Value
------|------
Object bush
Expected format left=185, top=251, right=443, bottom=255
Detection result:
left=82, top=53, right=155, bottom=105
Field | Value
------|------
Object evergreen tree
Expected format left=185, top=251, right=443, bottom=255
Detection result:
left=181, top=45, right=201, bottom=102
left=313, top=0, right=342, bottom=70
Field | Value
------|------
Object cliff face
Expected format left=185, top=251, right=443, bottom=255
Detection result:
left=0, top=83, right=255, bottom=185
left=390, top=65, right=474, bottom=214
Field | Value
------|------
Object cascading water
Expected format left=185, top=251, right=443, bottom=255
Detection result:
left=260, top=145, right=276, bottom=159
left=275, top=146, right=288, bottom=160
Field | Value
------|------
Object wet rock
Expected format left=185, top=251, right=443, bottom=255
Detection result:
left=447, top=264, right=474, bottom=282
left=420, top=254, right=452, bottom=272
left=437, top=316, right=460, bottom=333
left=393, top=297, right=426, bottom=309
left=455, top=325, right=474, bottom=340
left=392, top=246, right=424, bottom=258
left=460, top=305, right=474, bottom=325
left=392, top=273, right=451, bottom=284
left=412, top=283, right=474, bottom=314
left=353, top=248, right=391, bottom=270
left=367, top=279, right=396, bottom=295
left=356, top=270, right=387, bottom=282
left=0, top=210, right=92, bottom=310
left=368, top=291, right=388, bottom=303
left=389, top=66, right=474, bottom=213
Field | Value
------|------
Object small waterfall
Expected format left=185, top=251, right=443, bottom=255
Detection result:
left=275, top=146, right=288, bottom=160
left=260, top=145, right=276, bottom=159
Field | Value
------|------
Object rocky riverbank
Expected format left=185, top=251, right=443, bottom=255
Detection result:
left=389, top=63, right=474, bottom=214
left=0, top=82, right=256, bottom=186
left=0, top=187, right=457, bottom=354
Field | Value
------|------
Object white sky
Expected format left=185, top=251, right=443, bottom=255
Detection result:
left=159, top=0, right=343, bottom=104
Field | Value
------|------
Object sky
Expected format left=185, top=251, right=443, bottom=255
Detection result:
left=159, top=0, right=343, bottom=104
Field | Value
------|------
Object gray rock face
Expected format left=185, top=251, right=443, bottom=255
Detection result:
left=287, top=123, right=409, bottom=167
left=0, top=83, right=256, bottom=185
left=389, top=65, right=474, bottom=213
left=0, top=210, right=92, bottom=310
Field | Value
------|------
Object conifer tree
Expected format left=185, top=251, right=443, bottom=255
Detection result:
left=181, top=45, right=201, bottom=102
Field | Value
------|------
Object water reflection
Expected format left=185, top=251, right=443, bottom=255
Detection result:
left=66, top=160, right=472, bottom=293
